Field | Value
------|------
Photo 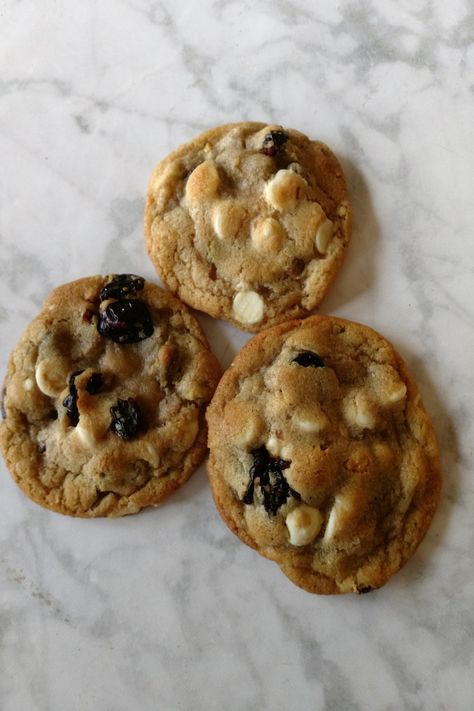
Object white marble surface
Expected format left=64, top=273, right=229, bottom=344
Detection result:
left=1, top=1, right=473, bottom=709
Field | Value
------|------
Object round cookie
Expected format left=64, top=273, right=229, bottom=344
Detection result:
left=145, top=122, right=351, bottom=331
left=206, top=315, right=441, bottom=594
left=0, top=274, right=221, bottom=517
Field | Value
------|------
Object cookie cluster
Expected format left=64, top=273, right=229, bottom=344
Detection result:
left=0, top=122, right=441, bottom=594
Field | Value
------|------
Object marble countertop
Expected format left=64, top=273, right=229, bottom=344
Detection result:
left=1, top=1, right=473, bottom=709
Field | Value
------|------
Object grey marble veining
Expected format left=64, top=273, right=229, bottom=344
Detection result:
left=1, top=1, right=473, bottom=709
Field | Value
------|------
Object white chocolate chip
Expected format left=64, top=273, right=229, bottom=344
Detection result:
left=354, top=406, right=376, bottom=429
left=323, top=493, right=355, bottom=544
left=232, top=290, right=264, bottom=324
left=293, top=408, right=329, bottom=433
left=337, top=203, right=348, bottom=217
left=266, top=436, right=292, bottom=460
left=343, top=392, right=377, bottom=430
left=266, top=435, right=281, bottom=457
left=368, top=364, right=408, bottom=407
left=35, top=360, right=64, bottom=397
left=315, top=218, right=334, bottom=254
left=296, top=418, right=324, bottom=433
left=185, top=160, right=220, bottom=201
left=178, top=378, right=209, bottom=402
left=23, top=378, right=34, bottom=392
left=286, top=505, right=324, bottom=546
left=74, top=421, right=96, bottom=450
left=280, top=443, right=293, bottom=460
left=323, top=496, right=347, bottom=543
left=264, top=169, right=308, bottom=211
left=212, top=200, right=245, bottom=240
left=323, top=506, right=337, bottom=543
left=144, top=443, right=160, bottom=467
left=296, top=419, right=320, bottom=433
left=386, top=382, right=407, bottom=403
left=251, top=217, right=285, bottom=254
left=234, top=414, right=265, bottom=448
left=212, top=205, right=228, bottom=240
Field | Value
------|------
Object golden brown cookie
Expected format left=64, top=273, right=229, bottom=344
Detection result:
left=0, top=274, right=220, bottom=517
left=206, top=315, right=441, bottom=594
left=145, top=122, right=351, bottom=331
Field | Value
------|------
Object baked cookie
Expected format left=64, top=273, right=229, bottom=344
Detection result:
left=145, top=122, right=351, bottom=331
left=0, top=274, right=220, bottom=517
left=206, top=315, right=441, bottom=594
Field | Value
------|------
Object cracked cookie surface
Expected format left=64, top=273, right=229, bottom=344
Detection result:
left=206, top=315, right=441, bottom=594
left=0, top=275, right=220, bottom=517
left=145, top=122, right=351, bottom=331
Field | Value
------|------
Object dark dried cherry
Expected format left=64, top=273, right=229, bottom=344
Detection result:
left=292, top=351, right=325, bottom=368
left=62, top=371, right=83, bottom=425
left=261, top=130, right=289, bottom=157
left=63, top=370, right=103, bottom=424
left=356, top=585, right=374, bottom=594
left=243, top=446, right=300, bottom=516
left=97, top=298, right=153, bottom=344
left=110, top=398, right=143, bottom=439
left=100, top=274, right=145, bottom=302
left=86, top=372, right=103, bottom=394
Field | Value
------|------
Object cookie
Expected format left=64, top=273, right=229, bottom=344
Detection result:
left=206, top=315, right=441, bottom=594
left=0, top=274, right=221, bottom=517
left=145, top=122, right=351, bottom=331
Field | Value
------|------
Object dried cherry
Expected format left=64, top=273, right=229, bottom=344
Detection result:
left=243, top=446, right=300, bottom=515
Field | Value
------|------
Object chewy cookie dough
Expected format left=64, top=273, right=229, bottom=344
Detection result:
left=206, top=315, right=441, bottom=594
left=0, top=274, right=220, bottom=517
left=145, top=122, right=351, bottom=331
